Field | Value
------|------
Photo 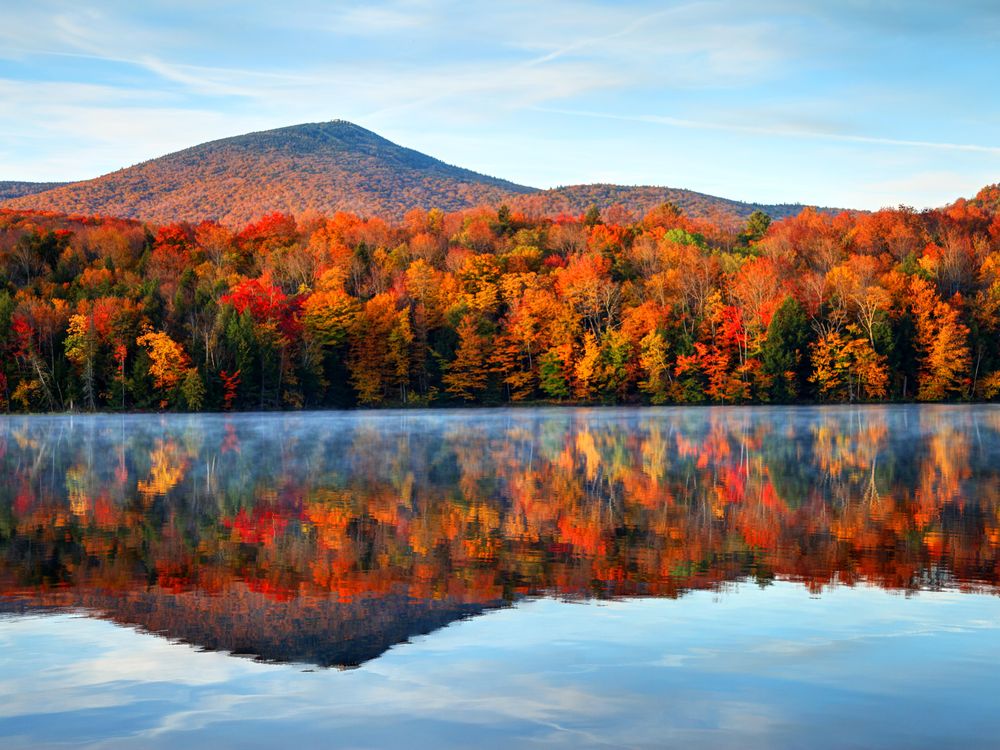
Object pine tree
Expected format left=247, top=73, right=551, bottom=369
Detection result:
left=760, top=296, right=810, bottom=401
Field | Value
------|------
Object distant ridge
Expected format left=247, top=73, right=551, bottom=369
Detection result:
left=511, top=183, right=833, bottom=221
left=3, top=120, right=845, bottom=225
left=0, top=180, right=69, bottom=201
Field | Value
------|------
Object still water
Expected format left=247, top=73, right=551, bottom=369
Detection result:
left=1, top=405, right=999, bottom=748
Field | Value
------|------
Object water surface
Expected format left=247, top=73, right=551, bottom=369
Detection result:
left=1, top=406, right=999, bottom=748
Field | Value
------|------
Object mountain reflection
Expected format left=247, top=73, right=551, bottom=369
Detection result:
left=1, top=406, right=999, bottom=667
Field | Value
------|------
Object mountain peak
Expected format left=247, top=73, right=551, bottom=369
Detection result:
left=159, top=119, right=418, bottom=167
left=2, top=122, right=836, bottom=225
left=2, top=121, right=533, bottom=225
left=206, top=119, right=388, bottom=148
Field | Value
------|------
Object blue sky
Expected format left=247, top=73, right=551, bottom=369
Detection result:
left=0, top=0, right=998, bottom=209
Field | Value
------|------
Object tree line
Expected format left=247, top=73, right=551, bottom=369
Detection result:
left=1, top=184, right=999, bottom=412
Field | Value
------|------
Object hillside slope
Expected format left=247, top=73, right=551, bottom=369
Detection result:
left=0, top=181, right=69, bottom=201
left=511, top=183, right=833, bottom=221
left=3, top=121, right=847, bottom=225
left=2, top=121, right=534, bottom=225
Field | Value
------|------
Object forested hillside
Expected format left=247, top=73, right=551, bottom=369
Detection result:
left=1, top=121, right=839, bottom=225
left=0, top=185, right=998, bottom=412
left=0, top=181, right=69, bottom=201
left=511, top=184, right=827, bottom=221
left=1, top=122, right=533, bottom=225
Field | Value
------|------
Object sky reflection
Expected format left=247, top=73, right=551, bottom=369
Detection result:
left=2, top=584, right=1000, bottom=749
left=2, top=406, right=1000, bottom=747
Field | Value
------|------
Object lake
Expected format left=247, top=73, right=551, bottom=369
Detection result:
left=1, top=405, right=999, bottom=748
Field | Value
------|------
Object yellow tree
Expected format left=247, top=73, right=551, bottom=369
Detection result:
left=827, top=255, right=892, bottom=347
left=348, top=293, right=411, bottom=405
left=491, top=284, right=556, bottom=401
left=810, top=328, right=889, bottom=402
left=910, top=277, right=971, bottom=401
left=64, top=313, right=101, bottom=410
left=844, top=337, right=890, bottom=400
left=638, top=330, right=671, bottom=404
left=136, top=329, right=191, bottom=408
left=387, top=310, right=414, bottom=403
left=444, top=315, right=490, bottom=401
left=810, top=331, right=851, bottom=400
left=302, top=270, right=358, bottom=348
left=574, top=332, right=601, bottom=400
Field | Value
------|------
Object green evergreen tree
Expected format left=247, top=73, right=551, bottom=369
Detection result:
left=538, top=351, right=570, bottom=400
left=740, top=210, right=772, bottom=246
left=181, top=368, right=206, bottom=410
left=761, top=296, right=811, bottom=401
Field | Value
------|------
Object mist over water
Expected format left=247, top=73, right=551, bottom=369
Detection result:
left=2, top=405, right=1000, bottom=748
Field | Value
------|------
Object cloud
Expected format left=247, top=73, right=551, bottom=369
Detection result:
left=0, top=78, right=262, bottom=179
left=333, top=4, right=432, bottom=34
left=536, top=106, right=1000, bottom=155
left=0, top=1, right=996, bottom=209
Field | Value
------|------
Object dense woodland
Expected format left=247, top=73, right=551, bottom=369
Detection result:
left=1, top=183, right=999, bottom=412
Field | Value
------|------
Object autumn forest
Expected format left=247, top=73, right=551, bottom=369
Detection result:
left=2, top=184, right=1000, bottom=412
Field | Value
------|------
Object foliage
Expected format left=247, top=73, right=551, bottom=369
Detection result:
left=0, top=183, right=997, bottom=411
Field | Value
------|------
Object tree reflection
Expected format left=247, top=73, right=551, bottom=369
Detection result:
left=1, top=406, right=999, bottom=665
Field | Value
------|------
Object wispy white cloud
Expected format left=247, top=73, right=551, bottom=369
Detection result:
left=334, top=4, right=432, bottom=34
left=536, top=106, right=1000, bottom=155
left=0, top=1, right=997, bottom=208
left=524, top=7, right=682, bottom=67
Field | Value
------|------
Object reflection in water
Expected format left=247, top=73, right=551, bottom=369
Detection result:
left=1, top=406, right=999, bottom=667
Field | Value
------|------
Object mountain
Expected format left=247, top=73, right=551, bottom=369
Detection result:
left=510, top=184, right=830, bottom=221
left=2, top=121, right=534, bottom=226
left=2, top=120, right=840, bottom=225
left=0, top=180, right=69, bottom=201
left=1, top=587, right=502, bottom=669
